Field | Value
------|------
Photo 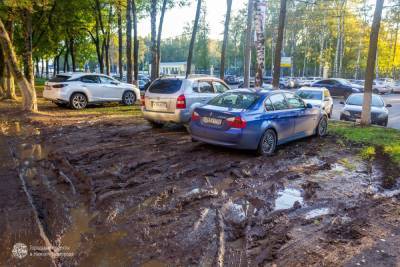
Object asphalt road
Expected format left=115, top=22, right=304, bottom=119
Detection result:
left=331, top=94, right=400, bottom=129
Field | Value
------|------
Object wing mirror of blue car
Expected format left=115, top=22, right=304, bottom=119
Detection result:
left=306, top=103, right=313, bottom=109
left=386, top=104, right=392, bottom=108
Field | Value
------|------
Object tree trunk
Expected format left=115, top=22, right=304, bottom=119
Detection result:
left=35, top=58, right=40, bottom=77
left=0, top=18, right=37, bottom=112
left=156, top=0, right=168, bottom=78
left=186, top=0, right=202, bottom=77
left=70, top=38, right=76, bottom=72
left=133, top=0, right=139, bottom=81
left=361, top=0, right=384, bottom=126
left=46, top=59, right=49, bottom=78
left=105, top=6, right=113, bottom=76
left=117, top=3, right=123, bottom=80
left=272, top=0, right=287, bottom=89
left=41, top=58, right=44, bottom=78
left=244, top=0, right=254, bottom=87
left=0, top=42, right=5, bottom=98
left=2, top=19, right=15, bottom=99
left=64, top=45, right=69, bottom=73
left=150, top=0, right=158, bottom=80
left=220, top=0, right=233, bottom=80
left=392, top=20, right=399, bottom=78
left=22, top=10, right=34, bottom=87
left=126, top=0, right=133, bottom=83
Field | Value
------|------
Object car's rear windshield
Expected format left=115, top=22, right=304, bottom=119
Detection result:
left=49, top=75, right=71, bottom=82
left=346, top=94, right=384, bottom=107
left=148, top=79, right=182, bottom=94
left=296, top=91, right=322, bottom=100
left=208, top=92, right=260, bottom=109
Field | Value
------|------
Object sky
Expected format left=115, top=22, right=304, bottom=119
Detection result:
left=137, top=0, right=248, bottom=40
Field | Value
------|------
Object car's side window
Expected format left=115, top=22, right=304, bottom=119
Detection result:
left=212, top=81, right=228, bottom=94
left=192, top=82, right=200, bottom=93
left=81, top=75, right=99, bottom=83
left=269, top=93, right=289, bottom=110
left=198, top=81, right=214, bottom=93
left=264, top=98, right=274, bottom=111
left=284, top=93, right=305, bottom=109
left=100, top=76, right=115, bottom=84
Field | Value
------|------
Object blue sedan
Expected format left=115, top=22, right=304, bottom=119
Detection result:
left=189, top=89, right=328, bottom=155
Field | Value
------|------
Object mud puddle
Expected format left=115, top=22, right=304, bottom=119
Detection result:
left=1, top=118, right=400, bottom=266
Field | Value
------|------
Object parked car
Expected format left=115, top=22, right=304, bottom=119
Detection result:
left=238, top=79, right=273, bottom=89
left=224, top=75, right=240, bottom=85
left=138, top=79, right=147, bottom=91
left=189, top=89, right=328, bottom=155
left=141, top=76, right=230, bottom=127
left=339, top=93, right=391, bottom=127
left=311, top=78, right=362, bottom=98
left=391, top=81, right=400, bottom=93
left=372, top=80, right=392, bottom=94
left=262, top=76, right=287, bottom=89
left=295, top=87, right=333, bottom=118
left=43, top=73, right=140, bottom=109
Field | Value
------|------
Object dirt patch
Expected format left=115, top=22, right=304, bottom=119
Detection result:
left=1, top=101, right=400, bottom=266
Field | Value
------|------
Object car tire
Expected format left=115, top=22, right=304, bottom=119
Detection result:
left=122, top=91, right=136, bottom=105
left=257, top=129, right=277, bottom=156
left=70, top=93, right=88, bottom=110
left=373, top=89, right=379, bottom=94
left=55, top=102, right=68, bottom=108
left=316, top=116, right=328, bottom=137
left=148, top=120, right=163, bottom=128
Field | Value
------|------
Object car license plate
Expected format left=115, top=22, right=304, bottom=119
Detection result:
left=152, top=102, right=167, bottom=110
left=202, top=117, right=222, bottom=125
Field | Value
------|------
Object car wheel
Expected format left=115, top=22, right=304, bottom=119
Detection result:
left=148, top=120, right=163, bottom=128
left=279, top=84, right=284, bottom=89
left=122, top=91, right=136, bottom=105
left=373, top=89, right=379, bottom=94
left=257, top=129, right=277, bottom=156
left=316, top=116, right=328, bottom=137
left=70, top=93, right=88, bottom=109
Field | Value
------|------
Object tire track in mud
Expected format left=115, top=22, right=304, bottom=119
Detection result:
left=9, top=119, right=400, bottom=266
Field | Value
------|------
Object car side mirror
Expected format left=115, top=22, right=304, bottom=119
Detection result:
left=111, top=81, right=119, bottom=85
left=340, top=101, right=345, bottom=105
left=306, top=103, right=313, bottom=109
left=386, top=104, right=392, bottom=108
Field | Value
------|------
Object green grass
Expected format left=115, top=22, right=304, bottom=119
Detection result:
left=329, top=121, right=400, bottom=163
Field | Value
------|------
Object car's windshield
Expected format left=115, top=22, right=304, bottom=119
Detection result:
left=208, top=92, right=260, bottom=109
left=296, top=90, right=322, bottom=100
left=346, top=94, right=384, bottom=107
left=148, top=79, right=182, bottom=94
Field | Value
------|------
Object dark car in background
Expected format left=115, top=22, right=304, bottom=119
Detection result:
left=224, top=75, right=240, bottom=85
left=312, top=78, right=362, bottom=98
left=339, top=93, right=391, bottom=127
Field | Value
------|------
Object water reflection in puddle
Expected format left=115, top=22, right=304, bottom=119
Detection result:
left=274, top=188, right=303, bottom=211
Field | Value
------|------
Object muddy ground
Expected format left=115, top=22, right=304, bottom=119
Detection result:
left=1, top=102, right=400, bottom=267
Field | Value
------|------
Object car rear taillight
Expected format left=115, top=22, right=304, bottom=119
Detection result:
left=140, top=94, right=145, bottom=106
left=176, top=94, right=186, bottom=109
left=52, top=84, right=68, bottom=88
left=226, top=116, right=247, bottom=129
left=191, top=111, right=200, bottom=121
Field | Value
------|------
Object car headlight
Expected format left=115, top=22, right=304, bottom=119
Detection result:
left=342, top=111, right=350, bottom=116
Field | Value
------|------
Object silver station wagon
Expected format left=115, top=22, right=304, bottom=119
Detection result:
left=141, top=76, right=230, bottom=127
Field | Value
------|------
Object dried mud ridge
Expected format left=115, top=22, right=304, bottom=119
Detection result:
left=2, top=118, right=400, bottom=266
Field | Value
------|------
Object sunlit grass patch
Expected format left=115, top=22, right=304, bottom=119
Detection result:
left=329, top=121, right=400, bottom=164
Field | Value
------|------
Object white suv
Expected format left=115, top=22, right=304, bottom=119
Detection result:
left=43, top=73, right=140, bottom=109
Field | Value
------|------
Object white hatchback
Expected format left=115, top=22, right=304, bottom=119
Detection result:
left=43, top=73, right=140, bottom=109
left=295, top=87, right=334, bottom=118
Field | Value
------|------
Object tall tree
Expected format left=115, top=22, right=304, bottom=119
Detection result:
left=361, top=0, right=384, bottom=126
left=0, top=17, right=15, bottom=100
left=243, top=0, right=254, bottom=87
left=156, top=0, right=168, bottom=78
left=186, top=0, right=202, bottom=77
left=126, top=0, right=133, bottom=83
left=150, top=0, right=158, bottom=80
left=133, top=0, right=139, bottom=81
left=220, top=0, right=233, bottom=80
left=117, top=1, right=123, bottom=80
left=254, top=0, right=267, bottom=88
left=0, top=18, right=37, bottom=112
left=272, top=0, right=287, bottom=89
